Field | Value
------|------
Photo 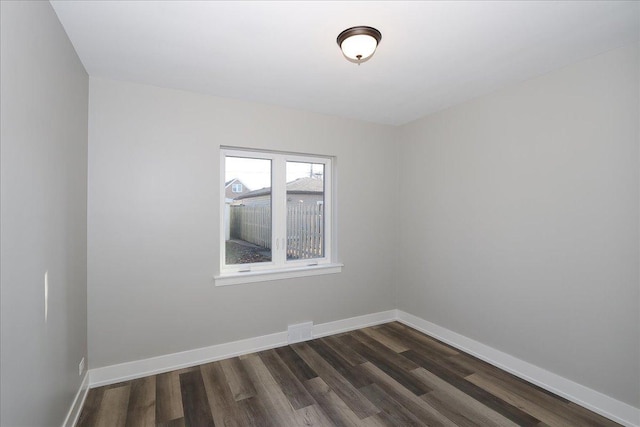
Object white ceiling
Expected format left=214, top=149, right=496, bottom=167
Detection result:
left=50, top=1, right=639, bottom=126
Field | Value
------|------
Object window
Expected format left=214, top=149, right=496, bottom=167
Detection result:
left=216, top=148, right=341, bottom=285
left=231, top=183, right=243, bottom=193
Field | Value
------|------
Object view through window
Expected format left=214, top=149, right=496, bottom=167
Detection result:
left=225, top=156, right=272, bottom=265
left=286, top=161, right=324, bottom=260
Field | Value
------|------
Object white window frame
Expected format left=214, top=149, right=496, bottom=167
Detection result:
left=215, top=147, right=342, bottom=286
left=231, top=183, right=243, bottom=193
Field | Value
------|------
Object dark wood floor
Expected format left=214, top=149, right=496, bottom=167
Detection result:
left=78, top=322, right=620, bottom=426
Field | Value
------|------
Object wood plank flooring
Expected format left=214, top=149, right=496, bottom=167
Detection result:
left=78, top=322, right=620, bottom=426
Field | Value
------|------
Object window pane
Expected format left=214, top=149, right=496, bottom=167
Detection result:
left=225, top=156, right=272, bottom=265
left=286, top=161, right=324, bottom=260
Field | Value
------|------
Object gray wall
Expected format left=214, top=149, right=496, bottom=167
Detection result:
left=87, top=78, right=398, bottom=368
left=0, top=2, right=89, bottom=426
left=397, top=45, right=639, bottom=407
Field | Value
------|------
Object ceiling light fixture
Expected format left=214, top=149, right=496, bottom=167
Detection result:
left=337, top=26, right=382, bottom=64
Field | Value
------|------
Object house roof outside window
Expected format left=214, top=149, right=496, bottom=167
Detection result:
left=234, top=176, right=323, bottom=201
left=224, top=178, right=250, bottom=200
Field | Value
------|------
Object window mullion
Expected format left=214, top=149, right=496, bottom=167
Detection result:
left=271, top=156, right=287, bottom=266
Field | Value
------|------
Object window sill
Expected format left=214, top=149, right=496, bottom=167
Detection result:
left=214, top=263, right=343, bottom=286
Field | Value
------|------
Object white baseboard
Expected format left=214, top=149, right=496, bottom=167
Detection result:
left=89, top=309, right=396, bottom=388
left=62, top=371, right=89, bottom=427
left=90, top=330, right=288, bottom=387
left=396, top=310, right=640, bottom=427
left=313, top=309, right=397, bottom=338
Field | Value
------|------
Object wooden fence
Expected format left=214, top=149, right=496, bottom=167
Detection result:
left=230, top=205, right=272, bottom=249
left=230, top=204, right=323, bottom=260
left=286, top=204, right=324, bottom=259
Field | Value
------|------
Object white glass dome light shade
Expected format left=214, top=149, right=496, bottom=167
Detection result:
left=340, top=34, right=378, bottom=62
left=337, top=26, right=382, bottom=64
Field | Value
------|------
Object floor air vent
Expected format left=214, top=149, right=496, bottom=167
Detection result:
left=287, top=321, right=313, bottom=344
